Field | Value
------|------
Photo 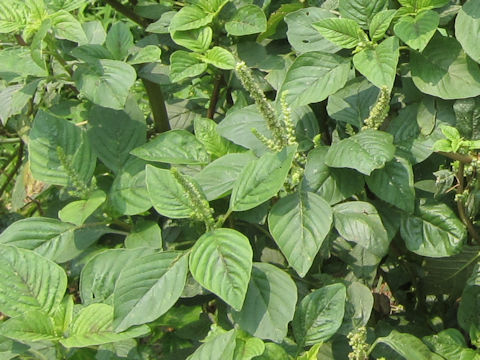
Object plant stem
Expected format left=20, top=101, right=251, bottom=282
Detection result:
left=207, top=74, right=222, bottom=119
left=0, top=142, right=24, bottom=199
left=0, top=137, right=21, bottom=144
left=456, top=162, right=480, bottom=243
left=104, top=0, right=149, bottom=27
left=437, top=151, right=473, bottom=163
left=142, top=79, right=170, bottom=133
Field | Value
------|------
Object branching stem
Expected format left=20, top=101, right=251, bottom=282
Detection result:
left=104, top=0, right=149, bottom=27
left=142, top=79, right=170, bottom=133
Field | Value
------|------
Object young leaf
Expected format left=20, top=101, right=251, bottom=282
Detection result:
left=339, top=0, right=388, bottom=29
left=374, top=330, right=444, bottom=360
left=268, top=191, right=333, bottom=276
left=456, top=0, right=480, bottom=63
left=186, top=329, right=237, bottom=360
left=352, top=36, right=399, bottom=90
left=131, top=129, right=209, bottom=165
left=231, top=263, right=297, bottom=342
left=113, top=251, right=188, bottom=332
left=312, top=18, right=365, bottom=49
left=394, top=10, right=439, bottom=51
left=225, top=5, right=267, bottom=36
left=169, top=5, right=213, bottom=32
left=369, top=9, right=396, bottom=42
left=0, top=310, right=58, bottom=342
left=127, top=45, right=161, bottom=65
left=189, top=228, right=253, bottom=311
left=325, top=129, right=395, bottom=175
left=233, top=332, right=265, bottom=360
left=170, top=50, right=208, bottom=82
left=171, top=26, right=212, bottom=53
left=293, top=283, right=347, bottom=346
left=58, top=190, right=106, bottom=226
left=0, top=245, right=67, bottom=317
left=105, top=22, right=133, bottom=60
left=200, top=47, right=236, bottom=70
left=125, top=220, right=162, bottom=249
left=230, top=146, right=296, bottom=212
left=51, top=10, right=88, bottom=44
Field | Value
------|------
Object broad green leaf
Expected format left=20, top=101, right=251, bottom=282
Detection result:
left=258, top=2, right=303, bottom=41
left=132, top=129, right=209, bottom=165
left=186, top=329, right=237, bottom=360
left=454, top=98, right=480, bottom=140
left=109, top=157, right=152, bottom=215
left=353, top=36, right=399, bottom=90
left=374, top=331, right=444, bottom=360
left=105, top=22, right=133, bottom=60
left=73, top=59, right=136, bottom=110
left=170, top=50, right=208, bottom=82
left=456, top=0, right=480, bottom=63
left=327, top=77, right=380, bottom=129
left=279, top=51, right=350, bottom=108
left=125, top=220, right=162, bottom=249
left=302, top=147, right=365, bottom=205
left=225, top=5, right=267, bottom=36
left=366, top=157, right=415, bottom=213
left=394, top=10, right=439, bottom=51
left=58, top=190, right=106, bottom=226
left=29, top=111, right=96, bottom=187
left=253, top=342, right=291, bottom=360
left=61, top=303, right=149, bottom=347
left=339, top=0, right=387, bottom=29
left=113, top=251, right=188, bottom=331
left=52, top=295, right=74, bottom=335
left=70, top=44, right=114, bottom=62
left=233, top=332, right=265, bottom=360
left=0, top=48, right=47, bottom=80
left=0, top=217, right=108, bottom=263
left=423, top=328, right=480, bottom=360
left=293, top=283, right=347, bottom=346
left=0, top=80, right=39, bottom=126
left=0, top=1, right=25, bottom=34
left=369, top=9, right=396, bottom=42
left=285, top=8, right=340, bottom=54
left=80, top=248, right=153, bottom=305
left=196, top=0, right=229, bottom=14
left=325, top=129, right=395, bottom=175
left=194, top=152, right=257, bottom=201
left=171, top=26, right=212, bottom=52
left=83, top=20, right=106, bottom=44
left=411, top=34, right=480, bottom=99
left=87, top=104, right=146, bottom=173
left=0, top=245, right=67, bottom=317
left=127, top=45, right=161, bottom=65
left=189, top=228, right=253, bottom=311
left=297, top=343, right=323, bottom=360
left=146, top=11, right=176, bottom=34
left=458, top=265, right=480, bottom=339
left=312, top=18, right=364, bottom=49
left=338, top=282, right=373, bottom=335
left=169, top=5, right=213, bottom=32
left=231, top=263, right=297, bottom=342
left=0, top=310, right=58, bottom=342
left=200, top=47, right=236, bottom=70
left=333, top=201, right=390, bottom=257
left=230, top=146, right=296, bottom=212
left=51, top=10, right=88, bottom=44
left=400, top=198, right=467, bottom=257
left=268, top=191, right=332, bottom=276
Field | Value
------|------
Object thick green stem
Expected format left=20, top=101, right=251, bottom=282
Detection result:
left=437, top=151, right=473, bottom=163
left=207, top=74, right=222, bottom=119
left=104, top=0, right=149, bottom=27
left=142, top=79, right=170, bottom=133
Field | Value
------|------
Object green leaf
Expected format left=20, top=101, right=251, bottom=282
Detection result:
left=458, top=264, right=480, bottom=338
left=258, top=2, right=303, bottom=41
left=440, top=125, right=461, bottom=141
left=28, top=111, right=96, bottom=187
left=52, top=295, right=74, bottom=335
left=186, top=329, right=237, bottom=360
left=233, top=332, right=265, bottom=360
left=31, top=19, right=50, bottom=69
left=369, top=9, right=396, bottom=42
left=146, top=11, right=176, bottom=34
left=231, top=263, right=297, bottom=342
left=200, top=47, right=236, bottom=70
left=171, top=26, right=212, bottom=52
left=194, top=152, right=257, bottom=201
left=293, top=283, right=347, bottom=346
left=279, top=52, right=351, bottom=108
left=105, top=22, right=133, bottom=60
left=52, top=10, right=88, bottom=44
left=339, top=282, right=374, bottom=335
left=268, top=191, right=332, bottom=276
left=0, top=245, right=67, bottom=317
left=127, top=45, right=161, bottom=65
left=61, top=303, right=149, bottom=347
left=87, top=103, right=146, bottom=173
left=394, top=10, right=439, bottom=51
left=132, top=129, right=209, bottom=165
left=73, top=59, right=137, bottom=110
left=58, top=190, right=106, bottom=226
left=400, top=198, right=467, bottom=257
left=0, top=48, right=47, bottom=80
left=352, top=36, right=399, bottom=90
left=170, top=50, right=208, bottom=82
left=225, top=5, right=267, bottom=36
left=454, top=98, right=480, bottom=140
left=423, top=328, right=480, bottom=360
left=0, top=80, right=39, bottom=126
left=312, top=18, right=365, bottom=49
left=113, top=251, right=188, bottom=332
left=125, top=220, right=162, bottom=249
left=189, top=228, right=253, bottom=311
left=456, top=0, right=480, bottom=63
left=0, top=1, right=26, bottom=34
left=230, top=146, right=296, bottom=212
left=302, top=147, right=365, bottom=205
left=339, top=0, right=387, bottom=29
left=325, top=129, right=395, bottom=175
left=333, top=201, right=390, bottom=257
left=253, top=342, right=291, bottom=360
left=80, top=248, right=153, bottom=305
left=109, top=157, right=152, bottom=216
left=411, top=34, right=480, bottom=99
left=83, top=20, right=106, bottom=45
left=285, top=7, right=340, bottom=54
left=169, top=5, right=213, bottom=32
left=70, top=44, right=114, bottom=62
left=0, top=310, right=58, bottom=342
left=366, top=157, right=415, bottom=213
left=374, top=330, right=444, bottom=360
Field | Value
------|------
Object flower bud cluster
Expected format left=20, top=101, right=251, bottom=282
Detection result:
left=347, top=327, right=369, bottom=360
left=363, top=86, right=390, bottom=130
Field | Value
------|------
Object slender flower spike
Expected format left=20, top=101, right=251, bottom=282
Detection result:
left=363, top=86, right=390, bottom=130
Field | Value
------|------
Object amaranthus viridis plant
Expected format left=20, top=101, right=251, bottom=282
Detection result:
left=235, top=61, right=305, bottom=189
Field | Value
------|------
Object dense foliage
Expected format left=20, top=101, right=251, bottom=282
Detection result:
left=3, top=0, right=480, bottom=358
